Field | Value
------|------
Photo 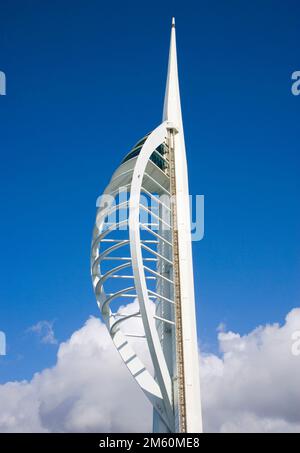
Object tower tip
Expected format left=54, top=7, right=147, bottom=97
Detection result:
left=163, top=15, right=182, bottom=125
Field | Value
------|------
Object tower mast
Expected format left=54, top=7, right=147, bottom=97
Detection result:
left=163, top=17, right=203, bottom=433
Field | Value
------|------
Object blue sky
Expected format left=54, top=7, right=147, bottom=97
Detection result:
left=0, top=0, right=299, bottom=383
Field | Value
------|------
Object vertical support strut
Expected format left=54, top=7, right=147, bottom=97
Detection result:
left=168, top=128, right=187, bottom=433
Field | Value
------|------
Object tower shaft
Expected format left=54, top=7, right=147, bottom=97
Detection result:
left=161, top=18, right=203, bottom=433
left=169, top=128, right=187, bottom=432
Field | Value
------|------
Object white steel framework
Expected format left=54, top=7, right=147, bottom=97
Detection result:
left=91, top=18, right=202, bottom=433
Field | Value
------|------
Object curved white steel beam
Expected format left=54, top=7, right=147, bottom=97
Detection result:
left=91, top=148, right=174, bottom=430
left=129, top=121, right=175, bottom=428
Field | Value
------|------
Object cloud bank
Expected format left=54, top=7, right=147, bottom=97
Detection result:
left=0, top=307, right=299, bottom=432
left=201, top=308, right=300, bottom=432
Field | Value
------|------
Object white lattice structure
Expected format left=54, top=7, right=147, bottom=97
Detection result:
left=91, top=18, right=202, bottom=433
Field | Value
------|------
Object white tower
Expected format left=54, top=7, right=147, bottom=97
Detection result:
left=91, top=18, right=202, bottom=433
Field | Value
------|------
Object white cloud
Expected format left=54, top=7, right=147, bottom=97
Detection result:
left=27, top=321, right=57, bottom=345
left=201, top=308, right=300, bottom=433
left=0, top=302, right=151, bottom=433
left=0, top=305, right=299, bottom=432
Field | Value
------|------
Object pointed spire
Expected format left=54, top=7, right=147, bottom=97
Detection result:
left=162, top=17, right=183, bottom=129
